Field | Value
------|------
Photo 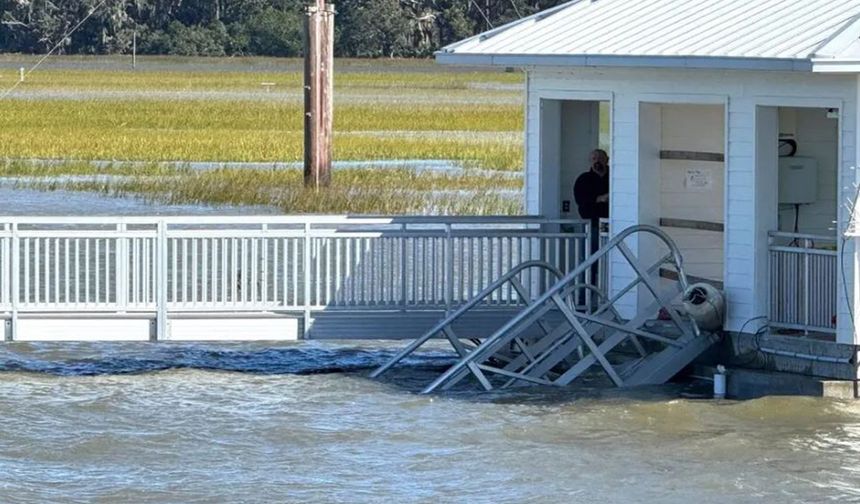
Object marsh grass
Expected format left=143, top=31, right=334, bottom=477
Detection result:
left=0, top=56, right=522, bottom=92
left=9, top=69, right=521, bottom=92
left=0, top=159, right=184, bottom=176
left=0, top=99, right=523, bottom=169
left=8, top=163, right=523, bottom=214
left=0, top=128, right=522, bottom=170
left=0, top=56, right=526, bottom=213
left=0, top=99, right=521, bottom=132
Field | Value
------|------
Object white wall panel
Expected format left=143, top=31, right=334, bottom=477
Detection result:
left=17, top=318, right=151, bottom=342
left=168, top=317, right=299, bottom=341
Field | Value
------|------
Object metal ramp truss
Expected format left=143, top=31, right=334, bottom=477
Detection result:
left=372, top=225, right=716, bottom=393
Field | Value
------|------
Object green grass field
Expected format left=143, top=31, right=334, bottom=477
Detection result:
left=0, top=55, right=525, bottom=214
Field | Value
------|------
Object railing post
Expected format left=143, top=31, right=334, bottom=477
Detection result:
left=117, top=222, right=129, bottom=311
left=155, top=220, right=168, bottom=341
left=261, top=223, right=269, bottom=306
left=400, top=223, right=407, bottom=310
left=585, top=220, right=593, bottom=309
left=303, top=222, right=312, bottom=339
left=803, top=237, right=811, bottom=335
left=0, top=226, right=4, bottom=322
left=445, top=223, right=454, bottom=314
left=7, top=223, right=17, bottom=342
left=766, top=233, right=773, bottom=327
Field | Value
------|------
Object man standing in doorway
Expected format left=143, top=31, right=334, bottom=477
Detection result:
left=574, top=149, right=610, bottom=245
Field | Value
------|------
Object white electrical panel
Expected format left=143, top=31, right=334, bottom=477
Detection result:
left=779, top=156, right=818, bottom=205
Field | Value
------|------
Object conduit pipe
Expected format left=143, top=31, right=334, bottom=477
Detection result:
left=757, top=347, right=851, bottom=364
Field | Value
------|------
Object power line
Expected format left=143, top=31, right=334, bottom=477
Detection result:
left=509, top=0, right=523, bottom=19
left=469, top=0, right=494, bottom=29
left=470, top=1, right=526, bottom=31
left=1, top=0, right=110, bottom=100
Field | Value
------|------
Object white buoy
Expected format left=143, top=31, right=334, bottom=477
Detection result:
left=682, top=283, right=725, bottom=332
left=19, top=67, right=25, bottom=83
left=714, top=364, right=727, bottom=399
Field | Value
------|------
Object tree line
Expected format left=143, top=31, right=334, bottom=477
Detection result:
left=0, top=0, right=567, bottom=58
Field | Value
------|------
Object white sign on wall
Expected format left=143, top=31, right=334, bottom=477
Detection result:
left=685, top=168, right=713, bottom=191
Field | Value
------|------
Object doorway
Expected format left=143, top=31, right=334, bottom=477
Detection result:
left=538, top=99, right=610, bottom=221
left=756, top=105, right=839, bottom=336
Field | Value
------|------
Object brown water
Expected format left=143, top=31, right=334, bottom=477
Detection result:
left=0, top=341, right=858, bottom=503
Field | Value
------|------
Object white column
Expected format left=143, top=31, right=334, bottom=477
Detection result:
left=854, top=225, right=860, bottom=346
left=608, top=94, right=641, bottom=318
left=851, top=136, right=860, bottom=345
left=724, top=97, right=757, bottom=332
left=752, top=105, right=779, bottom=331
left=847, top=75, right=860, bottom=345
left=635, top=103, right=664, bottom=310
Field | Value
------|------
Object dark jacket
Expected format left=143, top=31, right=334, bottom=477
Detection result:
left=574, top=170, right=609, bottom=220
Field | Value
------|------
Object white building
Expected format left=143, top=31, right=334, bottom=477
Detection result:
left=439, top=0, right=860, bottom=347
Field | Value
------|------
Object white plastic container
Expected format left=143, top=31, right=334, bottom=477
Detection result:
left=713, top=365, right=727, bottom=399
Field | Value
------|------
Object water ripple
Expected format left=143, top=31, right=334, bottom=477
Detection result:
left=0, top=341, right=856, bottom=502
left=0, top=342, right=457, bottom=377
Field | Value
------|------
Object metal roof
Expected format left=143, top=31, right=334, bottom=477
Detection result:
left=438, top=0, right=860, bottom=72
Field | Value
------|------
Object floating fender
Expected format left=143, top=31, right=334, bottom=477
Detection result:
left=682, top=283, right=726, bottom=332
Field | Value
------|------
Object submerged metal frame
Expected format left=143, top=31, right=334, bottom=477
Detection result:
left=373, top=225, right=715, bottom=393
left=370, top=260, right=567, bottom=379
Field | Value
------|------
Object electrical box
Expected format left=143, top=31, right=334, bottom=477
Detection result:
left=779, top=156, right=818, bottom=205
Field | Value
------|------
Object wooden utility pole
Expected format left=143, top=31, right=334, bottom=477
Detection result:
left=304, top=0, right=335, bottom=189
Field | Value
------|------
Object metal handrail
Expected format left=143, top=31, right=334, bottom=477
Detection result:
left=769, top=245, right=837, bottom=256
left=370, top=260, right=565, bottom=378
left=768, top=229, right=838, bottom=334
left=549, top=224, right=689, bottom=295
left=768, top=231, right=837, bottom=242
left=420, top=225, right=694, bottom=393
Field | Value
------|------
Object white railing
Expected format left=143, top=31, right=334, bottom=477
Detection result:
left=598, top=218, right=609, bottom=294
left=769, top=231, right=838, bottom=334
left=0, top=216, right=590, bottom=338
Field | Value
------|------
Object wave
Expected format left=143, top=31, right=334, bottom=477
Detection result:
left=0, top=342, right=459, bottom=377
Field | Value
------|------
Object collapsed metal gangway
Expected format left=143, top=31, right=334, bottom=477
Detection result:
left=371, top=225, right=721, bottom=393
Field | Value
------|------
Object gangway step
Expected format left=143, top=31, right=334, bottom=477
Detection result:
left=619, top=333, right=717, bottom=386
